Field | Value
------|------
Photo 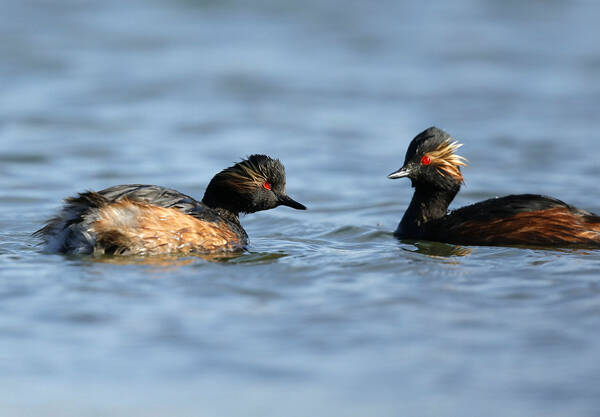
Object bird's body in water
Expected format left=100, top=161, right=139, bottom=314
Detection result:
left=35, top=155, right=306, bottom=255
left=388, top=127, right=600, bottom=247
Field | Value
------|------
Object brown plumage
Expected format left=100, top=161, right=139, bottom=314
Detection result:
left=92, top=199, right=244, bottom=255
left=389, top=127, right=600, bottom=248
left=445, top=207, right=600, bottom=247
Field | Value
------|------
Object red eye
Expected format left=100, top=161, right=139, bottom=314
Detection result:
left=421, top=155, right=431, bottom=165
left=263, top=182, right=272, bottom=190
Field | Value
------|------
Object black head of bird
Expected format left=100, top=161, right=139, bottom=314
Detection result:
left=388, top=126, right=467, bottom=191
left=203, top=154, right=307, bottom=214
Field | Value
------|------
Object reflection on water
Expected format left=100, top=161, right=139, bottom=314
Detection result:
left=402, top=240, right=473, bottom=258
left=402, top=240, right=600, bottom=258
left=89, top=250, right=289, bottom=266
left=217, top=251, right=289, bottom=264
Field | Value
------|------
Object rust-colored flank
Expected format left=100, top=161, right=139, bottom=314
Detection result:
left=451, top=207, right=600, bottom=246
left=92, top=200, right=244, bottom=256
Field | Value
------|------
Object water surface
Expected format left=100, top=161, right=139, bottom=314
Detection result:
left=2, top=1, right=600, bottom=416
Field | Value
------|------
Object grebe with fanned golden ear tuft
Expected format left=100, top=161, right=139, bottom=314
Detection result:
left=35, top=154, right=306, bottom=255
left=388, top=127, right=600, bottom=247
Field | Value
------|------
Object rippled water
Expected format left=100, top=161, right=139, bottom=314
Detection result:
left=2, top=0, right=600, bottom=416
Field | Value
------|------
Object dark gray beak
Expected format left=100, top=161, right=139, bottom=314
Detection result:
left=278, top=194, right=307, bottom=210
left=387, top=166, right=411, bottom=179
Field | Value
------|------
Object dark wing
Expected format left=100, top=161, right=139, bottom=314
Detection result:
left=97, top=184, right=208, bottom=217
left=435, top=194, right=600, bottom=246
left=448, top=194, right=593, bottom=221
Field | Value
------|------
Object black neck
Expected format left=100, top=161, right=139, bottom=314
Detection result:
left=214, top=207, right=241, bottom=224
left=199, top=194, right=249, bottom=242
left=201, top=198, right=241, bottom=223
left=397, top=183, right=459, bottom=239
left=201, top=186, right=241, bottom=217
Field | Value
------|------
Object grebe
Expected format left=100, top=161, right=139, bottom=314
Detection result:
left=36, top=154, right=306, bottom=255
left=388, top=127, right=600, bottom=247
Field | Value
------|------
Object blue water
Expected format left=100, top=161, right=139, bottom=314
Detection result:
left=2, top=0, right=600, bottom=416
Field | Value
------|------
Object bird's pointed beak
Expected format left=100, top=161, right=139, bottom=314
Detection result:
left=387, top=166, right=411, bottom=179
left=278, top=194, right=307, bottom=210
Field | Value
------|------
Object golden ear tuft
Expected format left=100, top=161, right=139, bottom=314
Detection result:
left=427, top=139, right=468, bottom=182
left=222, top=160, right=267, bottom=191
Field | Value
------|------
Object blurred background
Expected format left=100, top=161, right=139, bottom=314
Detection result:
left=1, top=0, right=600, bottom=416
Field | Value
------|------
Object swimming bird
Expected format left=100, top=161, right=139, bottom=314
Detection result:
left=388, top=127, right=600, bottom=247
left=36, top=154, right=306, bottom=255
